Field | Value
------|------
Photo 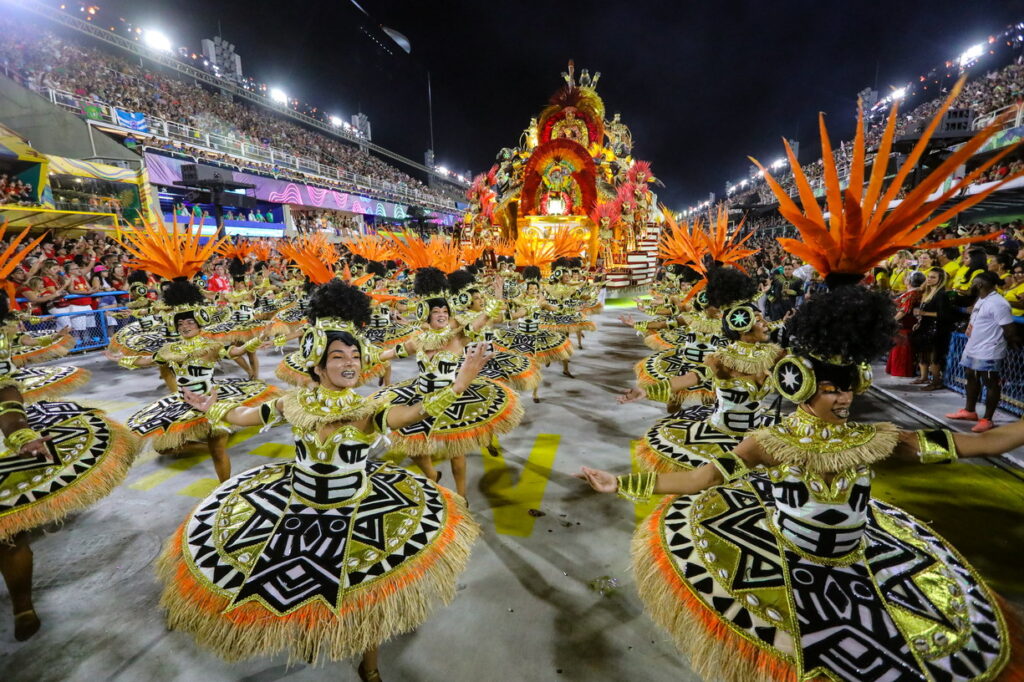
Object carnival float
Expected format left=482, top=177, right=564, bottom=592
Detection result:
left=463, top=62, right=662, bottom=292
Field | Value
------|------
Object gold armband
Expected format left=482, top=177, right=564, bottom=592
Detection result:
left=644, top=380, right=673, bottom=404
left=616, top=472, right=657, bottom=503
left=258, top=400, right=284, bottom=431
left=665, top=319, right=678, bottom=329
left=241, top=336, right=263, bottom=353
left=6, top=427, right=42, bottom=452
left=916, top=429, right=959, bottom=465
left=273, top=335, right=288, bottom=347
left=118, top=356, right=139, bottom=370
left=0, top=400, right=26, bottom=418
left=633, top=321, right=649, bottom=334
left=484, top=298, right=504, bottom=321
left=205, top=400, right=239, bottom=425
left=422, top=386, right=459, bottom=418
left=394, top=343, right=409, bottom=359
left=218, top=345, right=233, bottom=360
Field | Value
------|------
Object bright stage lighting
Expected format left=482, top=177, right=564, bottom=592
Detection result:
left=436, top=166, right=448, bottom=175
left=329, top=115, right=343, bottom=126
left=771, top=158, right=787, bottom=169
left=142, top=29, right=172, bottom=52
left=892, top=87, right=906, bottom=100
left=269, top=87, right=288, bottom=104
left=959, top=43, right=984, bottom=66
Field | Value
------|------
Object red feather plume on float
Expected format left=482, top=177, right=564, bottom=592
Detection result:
left=520, top=139, right=597, bottom=216
left=626, top=160, right=655, bottom=185
left=589, top=200, right=622, bottom=226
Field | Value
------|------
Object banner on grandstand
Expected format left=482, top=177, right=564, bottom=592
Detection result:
left=114, top=108, right=149, bottom=133
left=143, top=152, right=457, bottom=225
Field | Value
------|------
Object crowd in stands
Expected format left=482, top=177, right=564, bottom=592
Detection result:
left=719, top=58, right=1024, bottom=211
left=292, top=209, right=362, bottom=237
left=0, top=173, right=33, bottom=205
left=0, top=18, right=462, bottom=209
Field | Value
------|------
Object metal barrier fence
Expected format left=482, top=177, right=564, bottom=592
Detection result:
left=942, top=331, right=1024, bottom=417
left=17, top=292, right=132, bottom=353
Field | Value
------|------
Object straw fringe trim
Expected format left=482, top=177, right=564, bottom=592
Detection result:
left=632, top=498, right=799, bottom=682
left=753, top=423, right=899, bottom=474
left=643, top=335, right=674, bottom=351
left=12, top=335, right=75, bottom=366
left=21, top=368, right=92, bottom=401
left=155, top=486, right=480, bottom=665
left=275, top=361, right=314, bottom=388
left=633, top=440, right=689, bottom=474
left=0, top=418, right=141, bottom=543
left=389, top=391, right=524, bottom=459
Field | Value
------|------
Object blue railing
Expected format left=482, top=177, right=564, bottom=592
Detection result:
left=17, top=291, right=133, bottom=352
left=943, top=331, right=1024, bottom=417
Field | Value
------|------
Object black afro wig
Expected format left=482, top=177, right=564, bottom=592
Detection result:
left=307, top=279, right=372, bottom=327
left=364, top=260, right=387, bottom=278
left=448, top=269, right=477, bottom=293
left=522, top=265, right=542, bottom=281
left=705, top=266, right=757, bottom=309
left=788, top=285, right=896, bottom=365
left=414, top=267, right=449, bottom=297
left=162, top=279, right=205, bottom=307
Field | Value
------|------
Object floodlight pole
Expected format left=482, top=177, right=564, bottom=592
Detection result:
left=427, top=70, right=435, bottom=154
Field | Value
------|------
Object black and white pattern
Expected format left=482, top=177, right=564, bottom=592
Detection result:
left=127, top=378, right=273, bottom=437
left=643, top=471, right=1010, bottom=681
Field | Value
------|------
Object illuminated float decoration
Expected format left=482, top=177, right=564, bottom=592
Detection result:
left=463, top=62, right=660, bottom=288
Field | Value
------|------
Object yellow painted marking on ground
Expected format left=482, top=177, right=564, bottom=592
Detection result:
left=632, top=440, right=663, bottom=525
left=130, top=454, right=209, bottom=491
left=248, top=442, right=295, bottom=458
left=177, top=478, right=219, bottom=498
left=481, top=434, right=560, bottom=537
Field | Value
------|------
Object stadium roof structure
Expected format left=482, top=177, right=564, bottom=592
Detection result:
left=0, top=206, right=122, bottom=230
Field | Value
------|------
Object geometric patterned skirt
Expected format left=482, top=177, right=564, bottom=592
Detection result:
left=156, top=460, right=480, bottom=664
left=15, top=365, right=91, bottom=402
left=0, top=401, right=140, bottom=542
left=633, top=350, right=714, bottom=406
left=108, top=322, right=168, bottom=356
left=362, top=321, right=420, bottom=348
left=634, top=406, right=773, bottom=474
left=371, top=377, right=523, bottom=459
left=12, top=333, right=76, bottom=366
left=632, top=474, right=1017, bottom=681
left=125, top=379, right=282, bottom=451
left=473, top=350, right=541, bottom=392
left=275, top=351, right=388, bottom=388
left=538, top=311, right=596, bottom=335
left=643, top=327, right=692, bottom=352
left=491, top=328, right=573, bottom=366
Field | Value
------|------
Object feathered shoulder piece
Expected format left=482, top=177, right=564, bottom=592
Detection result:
left=117, top=215, right=225, bottom=280
left=752, top=76, right=1023, bottom=280
left=514, top=234, right=556, bottom=271
left=278, top=235, right=336, bottom=285
left=343, top=234, right=394, bottom=263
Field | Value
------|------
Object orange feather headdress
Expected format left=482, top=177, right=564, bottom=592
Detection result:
left=551, top=227, right=586, bottom=259
left=216, top=239, right=252, bottom=262
left=492, top=238, right=516, bottom=258
left=514, top=233, right=556, bottom=273
left=0, top=221, right=48, bottom=310
left=460, top=240, right=487, bottom=266
left=278, top=235, right=336, bottom=285
left=657, top=206, right=757, bottom=302
left=752, top=76, right=1022, bottom=280
left=343, top=234, right=394, bottom=263
left=116, top=214, right=225, bottom=280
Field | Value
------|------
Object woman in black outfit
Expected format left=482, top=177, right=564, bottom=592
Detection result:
left=910, top=268, right=954, bottom=390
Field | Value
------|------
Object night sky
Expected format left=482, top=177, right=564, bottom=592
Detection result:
left=77, top=1, right=1024, bottom=207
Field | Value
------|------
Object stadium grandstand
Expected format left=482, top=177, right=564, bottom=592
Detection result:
left=0, top=1, right=470, bottom=238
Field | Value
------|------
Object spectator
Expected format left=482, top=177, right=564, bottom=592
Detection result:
left=945, top=271, right=1018, bottom=431
left=766, top=262, right=804, bottom=320
left=911, top=268, right=954, bottom=390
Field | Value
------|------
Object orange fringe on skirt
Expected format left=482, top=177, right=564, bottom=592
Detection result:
left=21, top=367, right=92, bottom=401
left=390, top=389, right=524, bottom=459
left=155, top=485, right=480, bottom=664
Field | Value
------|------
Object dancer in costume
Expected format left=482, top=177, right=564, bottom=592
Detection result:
left=201, top=258, right=270, bottom=380
left=577, top=81, right=1024, bottom=681
left=107, top=222, right=281, bottom=482
left=372, top=267, right=523, bottom=498
left=449, top=268, right=541, bottom=394
left=159, top=282, right=484, bottom=680
left=0, top=235, right=140, bottom=642
left=623, top=266, right=784, bottom=473
left=541, top=257, right=596, bottom=349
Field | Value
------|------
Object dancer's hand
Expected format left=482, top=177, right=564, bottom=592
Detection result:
left=574, top=466, right=618, bottom=493
left=618, top=313, right=635, bottom=326
left=618, top=387, right=644, bottom=404
left=18, top=435, right=52, bottom=460
left=182, top=387, right=218, bottom=412
left=454, top=343, right=492, bottom=392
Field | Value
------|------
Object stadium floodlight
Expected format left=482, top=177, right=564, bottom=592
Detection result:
left=771, top=158, right=787, bottom=169
left=269, top=87, right=288, bottom=104
left=142, top=28, right=173, bottom=52
left=437, top=166, right=448, bottom=175
left=892, top=87, right=906, bottom=100
left=329, top=115, right=343, bottom=126
left=959, top=43, right=984, bottom=66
